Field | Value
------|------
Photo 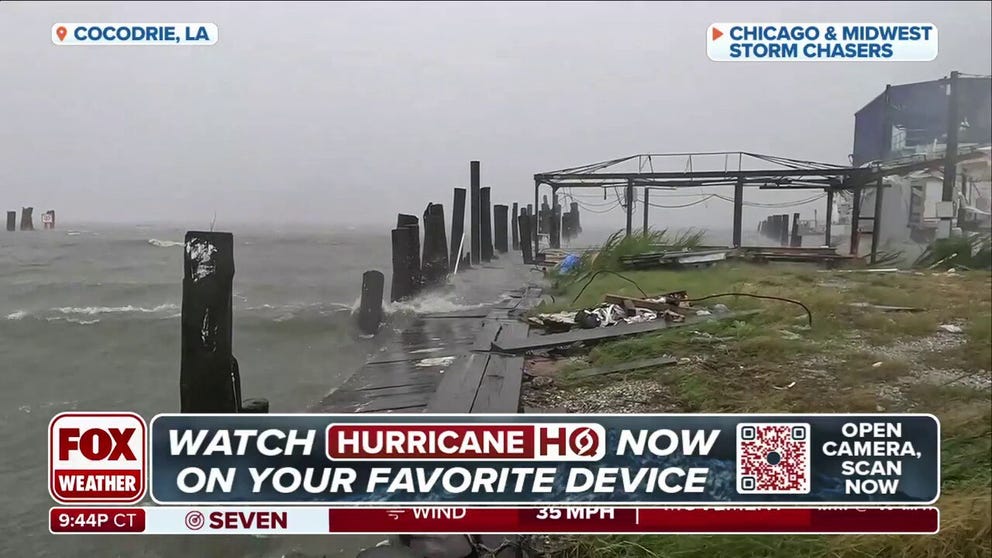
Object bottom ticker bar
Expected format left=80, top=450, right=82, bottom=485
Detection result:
left=50, top=506, right=939, bottom=535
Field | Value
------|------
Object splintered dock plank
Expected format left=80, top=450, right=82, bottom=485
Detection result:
left=319, top=284, right=542, bottom=415
left=311, top=313, right=482, bottom=413
left=355, top=392, right=432, bottom=413
left=426, top=352, right=490, bottom=412
left=472, top=320, right=503, bottom=352
left=471, top=318, right=529, bottom=413
left=472, top=354, right=525, bottom=413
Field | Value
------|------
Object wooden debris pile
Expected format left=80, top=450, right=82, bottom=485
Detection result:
left=527, top=290, right=696, bottom=333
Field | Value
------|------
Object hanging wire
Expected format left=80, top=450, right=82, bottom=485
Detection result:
left=648, top=195, right=719, bottom=208
left=684, top=292, right=813, bottom=327
left=566, top=272, right=813, bottom=327
left=571, top=270, right=649, bottom=304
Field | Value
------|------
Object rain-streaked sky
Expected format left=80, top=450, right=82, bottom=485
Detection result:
left=1, top=2, right=990, bottom=229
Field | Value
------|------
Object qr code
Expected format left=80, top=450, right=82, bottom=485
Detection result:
left=736, top=423, right=811, bottom=494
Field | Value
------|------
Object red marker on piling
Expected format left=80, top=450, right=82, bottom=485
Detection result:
left=56, top=26, right=67, bottom=41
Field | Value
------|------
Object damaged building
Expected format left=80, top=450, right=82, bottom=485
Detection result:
left=849, top=72, right=991, bottom=256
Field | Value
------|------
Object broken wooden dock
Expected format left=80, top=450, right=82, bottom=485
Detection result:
left=313, top=285, right=544, bottom=413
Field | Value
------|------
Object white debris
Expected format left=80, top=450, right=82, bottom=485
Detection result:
left=938, top=324, right=964, bottom=333
left=415, top=356, right=457, bottom=367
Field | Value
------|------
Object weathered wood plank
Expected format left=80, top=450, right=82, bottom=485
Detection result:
left=497, top=320, right=529, bottom=341
left=471, top=354, right=524, bottom=413
left=472, top=320, right=503, bottom=352
left=426, top=352, right=490, bottom=412
left=354, top=382, right=439, bottom=398
left=492, top=310, right=761, bottom=353
left=569, top=356, right=678, bottom=379
left=422, top=310, right=492, bottom=319
left=346, top=375, right=439, bottom=392
left=355, top=392, right=431, bottom=413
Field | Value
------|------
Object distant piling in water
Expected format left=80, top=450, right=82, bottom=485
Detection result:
left=20, top=207, right=33, bottom=231
left=480, top=187, right=493, bottom=262
left=422, top=203, right=449, bottom=288
left=180, top=231, right=241, bottom=413
left=450, top=187, right=466, bottom=272
left=358, top=270, right=384, bottom=335
left=790, top=212, right=802, bottom=247
left=511, top=202, right=520, bottom=250
left=470, top=161, right=481, bottom=265
left=518, top=210, right=533, bottom=264
left=550, top=198, right=561, bottom=249
left=493, top=204, right=508, bottom=253
left=5, top=211, right=14, bottom=231
left=43, top=210, right=55, bottom=229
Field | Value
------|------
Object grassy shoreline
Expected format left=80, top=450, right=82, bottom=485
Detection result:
left=524, top=263, right=991, bottom=558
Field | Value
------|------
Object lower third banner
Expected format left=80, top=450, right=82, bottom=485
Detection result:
left=49, top=506, right=939, bottom=535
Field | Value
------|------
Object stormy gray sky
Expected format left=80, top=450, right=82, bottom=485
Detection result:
left=1, top=1, right=990, bottom=230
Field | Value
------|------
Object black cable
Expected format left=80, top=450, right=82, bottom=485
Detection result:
left=571, top=270, right=648, bottom=304
left=684, top=292, right=813, bottom=327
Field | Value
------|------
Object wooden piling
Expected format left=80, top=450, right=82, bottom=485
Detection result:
left=518, top=213, right=533, bottom=264
left=5, top=211, right=14, bottom=231
left=20, top=207, right=33, bottom=231
left=470, top=161, right=481, bottom=265
left=358, top=270, right=385, bottom=335
left=390, top=228, right=413, bottom=302
left=732, top=177, right=744, bottom=247
left=550, top=201, right=561, bottom=249
left=824, top=189, right=834, bottom=246
left=511, top=203, right=519, bottom=250
left=779, top=214, right=790, bottom=246
left=789, top=213, right=801, bottom=247
left=493, top=204, right=509, bottom=253
left=180, top=231, right=240, bottom=413
left=480, top=187, right=493, bottom=262
left=450, top=188, right=466, bottom=272
left=570, top=202, right=581, bottom=235
left=397, top=214, right=422, bottom=294
left=422, top=203, right=449, bottom=287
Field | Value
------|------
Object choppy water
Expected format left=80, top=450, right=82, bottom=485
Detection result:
left=0, top=221, right=808, bottom=557
left=0, top=223, right=530, bottom=558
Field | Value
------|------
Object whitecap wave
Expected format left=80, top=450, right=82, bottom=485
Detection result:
left=148, top=239, right=183, bottom=248
left=54, top=303, right=178, bottom=315
left=6, top=310, right=28, bottom=320
left=66, top=318, right=100, bottom=325
left=385, top=292, right=491, bottom=315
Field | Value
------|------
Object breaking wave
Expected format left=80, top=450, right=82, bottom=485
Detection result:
left=6, top=310, right=27, bottom=320
left=148, top=239, right=184, bottom=248
left=385, top=292, right=493, bottom=315
left=54, top=303, right=179, bottom=315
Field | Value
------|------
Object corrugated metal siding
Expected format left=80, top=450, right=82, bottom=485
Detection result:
left=853, top=95, right=886, bottom=166
left=852, top=77, right=992, bottom=166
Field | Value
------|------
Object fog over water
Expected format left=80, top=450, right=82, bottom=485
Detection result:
left=1, top=2, right=990, bottom=230
left=1, top=3, right=990, bottom=557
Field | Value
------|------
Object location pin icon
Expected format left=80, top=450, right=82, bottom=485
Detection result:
left=56, top=26, right=67, bottom=41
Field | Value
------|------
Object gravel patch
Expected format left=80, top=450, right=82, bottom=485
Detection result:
left=522, top=377, right=679, bottom=413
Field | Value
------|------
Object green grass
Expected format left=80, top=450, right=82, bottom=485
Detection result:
left=537, top=263, right=991, bottom=558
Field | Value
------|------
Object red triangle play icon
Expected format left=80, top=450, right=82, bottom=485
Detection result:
left=712, top=27, right=723, bottom=41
